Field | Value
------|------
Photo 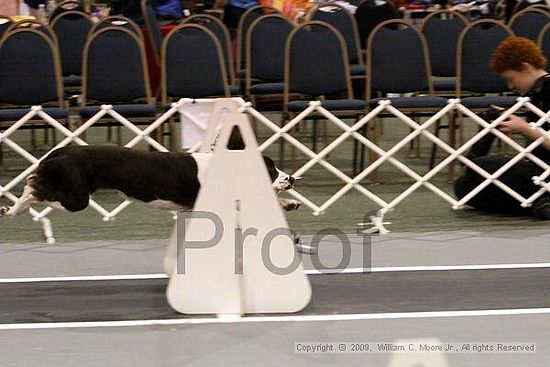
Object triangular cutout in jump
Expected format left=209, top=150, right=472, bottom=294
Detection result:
left=166, top=106, right=311, bottom=315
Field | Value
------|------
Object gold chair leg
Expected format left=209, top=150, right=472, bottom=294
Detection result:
left=43, top=127, right=49, bottom=146
left=116, top=125, right=122, bottom=146
left=322, top=119, right=329, bottom=158
left=30, top=129, right=36, bottom=152
left=169, top=117, right=177, bottom=151
left=415, top=116, right=422, bottom=158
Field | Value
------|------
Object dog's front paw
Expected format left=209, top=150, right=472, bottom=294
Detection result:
left=280, top=199, right=301, bottom=211
left=0, top=206, right=9, bottom=217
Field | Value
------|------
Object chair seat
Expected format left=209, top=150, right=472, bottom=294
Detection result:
left=0, top=107, right=69, bottom=121
left=79, top=104, right=157, bottom=118
left=368, top=96, right=447, bottom=109
left=250, top=82, right=285, bottom=95
left=63, top=75, right=82, bottom=88
left=287, top=99, right=366, bottom=112
left=460, top=96, right=518, bottom=109
left=433, top=77, right=456, bottom=91
left=350, top=64, right=367, bottom=76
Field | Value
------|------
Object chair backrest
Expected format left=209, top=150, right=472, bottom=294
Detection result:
left=90, top=16, right=143, bottom=39
left=0, top=15, right=13, bottom=39
left=183, top=14, right=235, bottom=84
left=529, top=4, right=550, bottom=11
left=236, top=5, right=280, bottom=71
left=161, top=24, right=229, bottom=102
left=5, top=19, right=57, bottom=43
left=308, top=2, right=362, bottom=64
left=539, top=22, right=550, bottom=62
left=50, top=0, right=86, bottom=22
left=456, top=19, right=514, bottom=95
left=285, top=21, right=352, bottom=100
left=509, top=8, right=550, bottom=42
left=50, top=11, right=92, bottom=77
left=0, top=27, right=64, bottom=106
left=82, top=26, right=151, bottom=104
left=513, top=0, right=549, bottom=14
left=354, top=0, right=399, bottom=49
left=366, top=19, right=433, bottom=97
left=246, top=13, right=294, bottom=90
left=140, top=0, right=162, bottom=64
left=421, top=10, right=469, bottom=77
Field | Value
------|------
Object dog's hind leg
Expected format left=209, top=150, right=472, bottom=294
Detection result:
left=0, top=179, right=39, bottom=218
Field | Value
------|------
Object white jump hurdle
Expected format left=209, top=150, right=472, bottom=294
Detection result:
left=166, top=100, right=311, bottom=315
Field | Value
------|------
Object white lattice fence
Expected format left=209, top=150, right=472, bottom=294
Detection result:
left=241, top=97, right=550, bottom=231
left=1, top=97, right=549, bottom=242
left=0, top=104, right=184, bottom=242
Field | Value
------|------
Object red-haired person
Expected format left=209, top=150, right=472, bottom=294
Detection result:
left=454, top=36, right=550, bottom=220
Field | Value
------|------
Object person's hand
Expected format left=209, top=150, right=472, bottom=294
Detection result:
left=499, top=115, right=530, bottom=135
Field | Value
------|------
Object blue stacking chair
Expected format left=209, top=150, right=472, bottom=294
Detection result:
left=0, top=27, right=66, bottom=121
left=0, top=27, right=68, bottom=159
left=236, top=5, right=280, bottom=82
left=448, top=20, right=516, bottom=173
left=285, top=21, right=366, bottom=113
left=161, top=23, right=229, bottom=100
left=509, top=7, right=550, bottom=42
left=365, top=19, right=448, bottom=174
left=183, top=14, right=237, bottom=91
left=366, top=20, right=447, bottom=110
left=50, top=11, right=93, bottom=90
left=456, top=19, right=516, bottom=110
left=421, top=10, right=470, bottom=168
left=421, top=10, right=469, bottom=94
left=245, top=13, right=295, bottom=110
left=161, top=23, right=230, bottom=149
left=308, top=3, right=366, bottom=80
left=80, top=25, right=156, bottom=143
left=284, top=21, right=367, bottom=171
left=354, top=0, right=399, bottom=50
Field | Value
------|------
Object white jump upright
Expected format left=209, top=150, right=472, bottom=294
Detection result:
left=163, top=98, right=249, bottom=275
left=166, top=102, right=311, bottom=315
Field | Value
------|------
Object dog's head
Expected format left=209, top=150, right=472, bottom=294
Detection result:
left=263, top=156, right=296, bottom=192
left=224, top=129, right=297, bottom=191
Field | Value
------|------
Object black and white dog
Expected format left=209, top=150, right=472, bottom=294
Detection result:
left=0, top=145, right=300, bottom=217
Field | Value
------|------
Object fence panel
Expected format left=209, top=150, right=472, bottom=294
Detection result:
left=1, top=98, right=548, bottom=241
